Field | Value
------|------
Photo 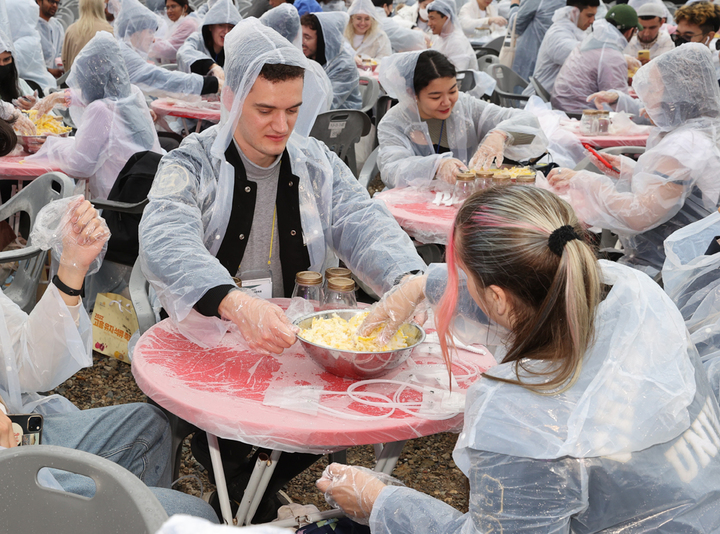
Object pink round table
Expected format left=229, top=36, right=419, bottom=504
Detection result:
left=150, top=98, right=221, bottom=122
left=0, top=154, right=61, bottom=180
left=375, top=187, right=457, bottom=245
left=131, top=300, right=495, bottom=453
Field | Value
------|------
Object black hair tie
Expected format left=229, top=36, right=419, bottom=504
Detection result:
left=548, top=225, right=580, bottom=257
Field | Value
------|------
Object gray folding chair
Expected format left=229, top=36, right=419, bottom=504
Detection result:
left=374, top=94, right=396, bottom=127
left=310, top=110, right=372, bottom=176
left=358, top=146, right=379, bottom=192
left=358, top=75, right=380, bottom=114
left=456, top=70, right=476, bottom=93
left=487, top=64, right=530, bottom=108
left=0, top=172, right=74, bottom=312
left=0, top=445, right=168, bottom=534
left=473, top=35, right=503, bottom=57
left=477, top=54, right=499, bottom=73
left=529, top=76, right=551, bottom=103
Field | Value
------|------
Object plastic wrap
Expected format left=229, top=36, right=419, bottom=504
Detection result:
left=510, top=0, right=565, bottom=80
left=37, top=17, right=64, bottom=69
left=176, top=0, right=241, bottom=73
left=150, top=15, right=200, bottom=63
left=374, top=8, right=429, bottom=52
left=4, top=0, right=56, bottom=91
left=314, top=12, right=363, bottom=109
left=26, top=32, right=162, bottom=199
left=150, top=98, right=221, bottom=121
left=427, top=0, right=478, bottom=70
left=377, top=50, right=546, bottom=189
left=551, top=44, right=720, bottom=272
left=523, top=96, right=585, bottom=168
left=157, top=515, right=306, bottom=533
left=529, top=6, right=585, bottom=94
left=131, top=304, right=496, bottom=453
left=552, top=19, right=640, bottom=114
left=374, top=187, right=456, bottom=244
left=139, top=19, right=424, bottom=347
left=346, top=0, right=392, bottom=59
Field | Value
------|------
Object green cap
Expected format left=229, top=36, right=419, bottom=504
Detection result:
left=605, top=4, right=643, bottom=31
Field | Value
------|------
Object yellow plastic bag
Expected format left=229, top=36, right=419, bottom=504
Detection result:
left=91, top=292, right=139, bottom=364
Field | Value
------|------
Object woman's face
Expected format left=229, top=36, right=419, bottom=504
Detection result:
left=476, top=0, right=492, bottom=11
left=210, top=23, right=234, bottom=52
left=0, top=52, right=12, bottom=67
left=131, top=28, right=155, bottom=53
left=351, top=14, right=372, bottom=35
left=165, top=0, right=186, bottom=22
left=416, top=76, right=459, bottom=120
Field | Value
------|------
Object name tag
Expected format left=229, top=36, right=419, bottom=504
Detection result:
left=241, top=277, right=273, bottom=299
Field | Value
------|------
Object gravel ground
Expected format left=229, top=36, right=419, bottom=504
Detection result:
left=49, top=351, right=470, bottom=517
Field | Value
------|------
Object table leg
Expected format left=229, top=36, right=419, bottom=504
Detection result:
left=195, top=120, right=203, bottom=133
left=236, top=450, right=282, bottom=525
left=374, top=440, right=406, bottom=475
left=247, top=450, right=281, bottom=524
left=207, top=432, right=234, bottom=525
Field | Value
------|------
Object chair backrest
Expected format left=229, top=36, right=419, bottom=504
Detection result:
left=0, top=172, right=75, bottom=312
left=0, top=445, right=168, bottom=534
left=477, top=54, right=499, bottom=72
left=358, top=75, right=380, bottom=114
left=487, top=64, right=529, bottom=108
left=484, top=35, right=504, bottom=53
left=358, top=146, right=378, bottom=191
left=529, top=76, right=551, bottom=103
left=129, top=257, right=156, bottom=336
left=374, top=95, right=396, bottom=127
left=310, top=110, right=372, bottom=176
left=456, top=70, right=476, bottom=93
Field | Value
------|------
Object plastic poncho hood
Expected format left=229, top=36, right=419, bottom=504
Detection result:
left=581, top=18, right=628, bottom=52
left=260, top=3, right=302, bottom=48
left=114, top=0, right=159, bottom=43
left=552, top=5, right=580, bottom=25
left=634, top=43, right=720, bottom=132
left=4, top=0, right=56, bottom=90
left=68, top=31, right=131, bottom=105
left=0, top=28, right=12, bottom=55
left=315, top=12, right=351, bottom=64
left=313, top=12, right=362, bottom=109
left=348, top=0, right=380, bottom=21
left=454, top=260, right=697, bottom=464
left=427, top=0, right=458, bottom=37
left=201, top=0, right=241, bottom=30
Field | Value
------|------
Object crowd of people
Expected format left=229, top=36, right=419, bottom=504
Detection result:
left=2, top=0, right=720, bottom=531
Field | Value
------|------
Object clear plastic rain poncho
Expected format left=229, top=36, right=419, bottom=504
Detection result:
left=157, top=516, right=290, bottom=534
left=3, top=0, right=56, bottom=91
left=509, top=0, right=565, bottom=81
left=377, top=50, right=546, bottom=189
left=114, top=0, right=206, bottom=97
left=530, top=6, right=586, bottom=94
left=27, top=32, right=163, bottom=199
left=346, top=0, right=392, bottom=59
left=259, top=3, right=334, bottom=113
left=37, top=16, right=65, bottom=69
left=427, top=0, right=478, bottom=70
left=551, top=18, right=640, bottom=114
left=138, top=19, right=426, bottom=346
left=373, top=7, right=428, bottom=52
left=369, top=260, right=720, bottom=533
left=314, top=12, right=363, bottom=110
left=149, top=13, right=200, bottom=63
left=176, top=0, right=241, bottom=73
left=554, top=44, right=720, bottom=273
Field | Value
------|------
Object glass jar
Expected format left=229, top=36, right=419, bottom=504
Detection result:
left=492, top=171, right=512, bottom=187
left=581, top=109, right=610, bottom=136
left=324, top=267, right=352, bottom=290
left=452, top=172, right=476, bottom=204
left=515, top=170, right=536, bottom=185
left=321, top=277, right=357, bottom=310
left=292, top=271, right=323, bottom=303
left=474, top=170, right=494, bottom=191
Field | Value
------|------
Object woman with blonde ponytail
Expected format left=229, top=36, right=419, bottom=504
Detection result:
left=316, top=186, right=720, bottom=533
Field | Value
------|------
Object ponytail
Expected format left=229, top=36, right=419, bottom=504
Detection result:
left=436, top=186, right=602, bottom=394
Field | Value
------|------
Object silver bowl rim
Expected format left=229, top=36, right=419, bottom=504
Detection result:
left=293, top=308, right=426, bottom=355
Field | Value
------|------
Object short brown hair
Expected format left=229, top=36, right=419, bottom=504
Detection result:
left=259, top=63, right=305, bottom=83
left=675, top=2, right=720, bottom=34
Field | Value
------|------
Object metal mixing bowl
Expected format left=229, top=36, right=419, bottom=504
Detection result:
left=18, top=133, right=68, bottom=154
left=294, top=309, right=425, bottom=379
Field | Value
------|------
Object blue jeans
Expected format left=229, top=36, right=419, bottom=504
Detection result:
left=42, top=403, right=217, bottom=522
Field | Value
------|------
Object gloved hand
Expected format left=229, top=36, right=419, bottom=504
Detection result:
left=547, top=167, right=578, bottom=194
left=488, top=16, right=507, bottom=25
left=14, top=91, right=38, bottom=111
left=586, top=90, right=619, bottom=110
left=13, top=112, right=36, bottom=136
left=210, top=64, right=225, bottom=83
left=216, top=76, right=224, bottom=93
left=32, top=90, right=68, bottom=117
left=60, top=197, right=111, bottom=273
left=469, top=130, right=507, bottom=170
left=435, top=158, right=467, bottom=184
left=218, top=291, right=298, bottom=355
left=586, top=150, right=622, bottom=179
left=358, top=274, right=427, bottom=346
left=624, top=54, right=641, bottom=72
left=316, top=464, right=388, bottom=525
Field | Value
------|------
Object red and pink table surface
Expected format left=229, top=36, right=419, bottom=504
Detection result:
left=375, top=187, right=457, bottom=245
left=0, top=154, right=61, bottom=180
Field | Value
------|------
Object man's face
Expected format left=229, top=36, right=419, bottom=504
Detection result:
left=637, top=16, right=663, bottom=43
left=302, top=25, right=317, bottom=58
left=209, top=23, right=234, bottom=52
left=476, top=0, right=492, bottom=10
left=38, top=0, right=59, bottom=18
left=427, top=11, right=447, bottom=35
left=577, top=6, right=597, bottom=31
left=675, top=20, right=712, bottom=46
left=383, top=2, right=393, bottom=16
left=233, top=75, right=304, bottom=167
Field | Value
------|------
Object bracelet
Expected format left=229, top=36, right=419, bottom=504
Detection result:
left=52, top=274, right=84, bottom=297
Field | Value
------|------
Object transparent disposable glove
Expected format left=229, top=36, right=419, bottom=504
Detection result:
left=316, top=464, right=399, bottom=525
left=488, top=16, right=507, bottom=25
left=13, top=112, right=36, bottom=136
left=586, top=90, right=619, bottom=110
left=32, top=90, right=68, bottom=117
left=586, top=150, right=622, bottom=179
left=13, top=91, right=38, bottom=111
left=0, top=412, right=17, bottom=448
left=209, top=64, right=225, bottom=83
left=469, top=130, right=507, bottom=170
left=546, top=167, right=578, bottom=194
left=435, top=158, right=467, bottom=185
left=218, top=291, right=299, bottom=356
left=624, top=54, right=641, bottom=71
left=359, top=274, right=427, bottom=346
left=216, top=76, right=224, bottom=93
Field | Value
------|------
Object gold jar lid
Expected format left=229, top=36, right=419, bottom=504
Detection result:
left=327, top=277, right=355, bottom=292
left=456, top=172, right=475, bottom=181
left=295, top=271, right=323, bottom=285
left=583, top=109, right=602, bottom=115
left=516, top=174, right=536, bottom=182
left=325, top=267, right=352, bottom=280
left=474, top=170, right=494, bottom=179
left=493, top=172, right=512, bottom=180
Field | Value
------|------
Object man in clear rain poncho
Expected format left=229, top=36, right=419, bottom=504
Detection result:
left=36, top=0, right=65, bottom=77
left=551, top=5, right=642, bottom=114
left=508, top=0, right=566, bottom=81
left=546, top=44, right=720, bottom=275
left=377, top=49, right=546, bottom=189
left=138, top=17, right=426, bottom=521
left=177, top=0, right=240, bottom=82
left=426, top=0, right=478, bottom=71
left=114, top=0, right=220, bottom=97
left=300, top=12, right=363, bottom=110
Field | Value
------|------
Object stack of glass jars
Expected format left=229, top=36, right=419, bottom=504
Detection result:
left=322, top=276, right=357, bottom=310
